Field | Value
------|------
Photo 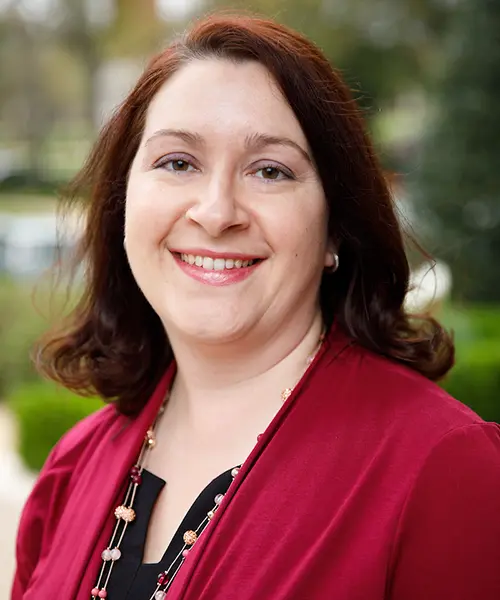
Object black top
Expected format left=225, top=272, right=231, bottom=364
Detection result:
left=106, top=467, right=235, bottom=599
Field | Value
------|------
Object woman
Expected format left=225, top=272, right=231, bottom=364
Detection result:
left=12, top=13, right=500, bottom=600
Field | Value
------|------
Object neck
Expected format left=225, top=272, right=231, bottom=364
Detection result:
left=165, top=310, right=324, bottom=431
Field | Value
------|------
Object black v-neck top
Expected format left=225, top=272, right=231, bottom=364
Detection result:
left=105, top=468, right=235, bottom=599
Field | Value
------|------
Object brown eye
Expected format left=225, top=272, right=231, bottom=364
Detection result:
left=261, top=167, right=281, bottom=179
left=155, top=157, right=197, bottom=173
left=252, top=164, right=292, bottom=181
left=171, top=159, right=190, bottom=171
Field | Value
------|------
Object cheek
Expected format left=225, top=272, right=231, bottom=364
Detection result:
left=263, top=193, right=328, bottom=260
left=124, top=176, right=177, bottom=245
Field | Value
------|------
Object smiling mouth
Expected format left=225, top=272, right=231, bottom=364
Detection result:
left=175, top=253, right=262, bottom=271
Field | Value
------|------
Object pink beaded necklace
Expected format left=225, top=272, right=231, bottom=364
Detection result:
left=90, top=329, right=325, bottom=600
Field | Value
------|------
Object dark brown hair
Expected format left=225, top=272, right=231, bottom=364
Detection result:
left=36, top=12, right=454, bottom=415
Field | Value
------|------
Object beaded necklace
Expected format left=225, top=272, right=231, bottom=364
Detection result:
left=91, top=329, right=325, bottom=599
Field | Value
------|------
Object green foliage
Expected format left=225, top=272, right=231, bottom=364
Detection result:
left=208, top=0, right=453, bottom=114
left=0, top=280, right=48, bottom=396
left=0, top=278, right=78, bottom=397
left=443, top=340, right=500, bottom=422
left=414, top=0, right=500, bottom=301
left=0, top=172, right=65, bottom=195
left=8, top=380, right=103, bottom=472
left=442, top=305, right=500, bottom=421
left=442, top=305, right=500, bottom=342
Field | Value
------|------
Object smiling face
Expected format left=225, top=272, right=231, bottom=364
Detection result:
left=125, top=58, right=335, bottom=347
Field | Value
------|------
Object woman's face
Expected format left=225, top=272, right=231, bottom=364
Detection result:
left=125, top=58, right=335, bottom=346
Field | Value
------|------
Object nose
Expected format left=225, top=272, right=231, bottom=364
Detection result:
left=184, top=174, right=250, bottom=238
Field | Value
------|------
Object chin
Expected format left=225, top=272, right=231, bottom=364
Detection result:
left=165, top=310, right=250, bottom=345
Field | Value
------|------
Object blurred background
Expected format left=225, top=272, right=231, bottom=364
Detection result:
left=0, top=0, right=499, bottom=593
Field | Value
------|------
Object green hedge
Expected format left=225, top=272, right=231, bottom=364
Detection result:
left=8, top=381, right=103, bottom=471
left=440, top=304, right=500, bottom=422
left=443, top=339, right=500, bottom=422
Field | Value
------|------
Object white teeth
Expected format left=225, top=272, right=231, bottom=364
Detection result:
left=202, top=257, right=214, bottom=270
left=179, top=254, right=257, bottom=270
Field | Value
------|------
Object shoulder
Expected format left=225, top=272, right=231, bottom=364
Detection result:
left=49, top=403, right=123, bottom=468
left=388, top=421, right=500, bottom=598
left=332, top=340, right=485, bottom=434
left=12, top=403, right=123, bottom=598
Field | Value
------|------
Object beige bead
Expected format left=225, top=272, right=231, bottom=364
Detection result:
left=183, top=530, right=198, bottom=545
left=114, top=505, right=136, bottom=523
left=145, top=429, right=156, bottom=448
left=207, top=510, right=215, bottom=519
left=281, top=388, right=292, bottom=402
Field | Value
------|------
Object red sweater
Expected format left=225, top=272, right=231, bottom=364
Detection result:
left=12, top=327, right=500, bottom=599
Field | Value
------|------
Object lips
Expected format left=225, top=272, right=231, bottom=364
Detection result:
left=172, top=251, right=263, bottom=286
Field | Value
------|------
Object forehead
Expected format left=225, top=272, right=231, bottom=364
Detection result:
left=143, top=58, right=308, bottom=145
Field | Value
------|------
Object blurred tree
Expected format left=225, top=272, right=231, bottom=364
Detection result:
left=205, top=0, right=456, bottom=172
left=414, top=0, right=500, bottom=302
left=205, top=0, right=453, bottom=111
left=57, top=0, right=102, bottom=131
left=104, top=0, right=166, bottom=57
left=0, top=4, right=53, bottom=181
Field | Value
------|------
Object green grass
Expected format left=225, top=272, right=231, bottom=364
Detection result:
left=0, top=194, right=58, bottom=213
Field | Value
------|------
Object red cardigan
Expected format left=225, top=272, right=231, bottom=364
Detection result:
left=12, top=327, right=500, bottom=599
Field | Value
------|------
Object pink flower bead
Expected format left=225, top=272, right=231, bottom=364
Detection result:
left=91, top=588, right=99, bottom=597
left=182, top=549, right=190, bottom=558
left=98, top=591, right=108, bottom=599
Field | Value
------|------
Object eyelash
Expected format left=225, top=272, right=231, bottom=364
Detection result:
left=153, top=155, right=294, bottom=181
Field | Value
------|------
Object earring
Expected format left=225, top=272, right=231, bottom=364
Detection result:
left=325, top=253, right=339, bottom=273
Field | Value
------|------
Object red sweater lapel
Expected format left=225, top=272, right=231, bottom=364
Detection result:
left=23, top=366, right=174, bottom=600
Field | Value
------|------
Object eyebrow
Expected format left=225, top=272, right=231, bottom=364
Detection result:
left=145, top=128, right=204, bottom=147
left=145, top=128, right=312, bottom=164
left=244, top=132, right=312, bottom=165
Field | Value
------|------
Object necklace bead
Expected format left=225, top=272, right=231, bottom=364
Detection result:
left=110, top=548, right=122, bottom=561
left=101, top=549, right=112, bottom=562
left=155, top=592, right=167, bottom=600
left=145, top=429, right=156, bottom=448
left=183, top=530, right=198, bottom=545
left=131, top=472, right=142, bottom=485
left=114, top=505, right=136, bottom=523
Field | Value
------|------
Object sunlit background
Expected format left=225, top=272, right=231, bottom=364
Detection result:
left=0, top=0, right=499, bottom=593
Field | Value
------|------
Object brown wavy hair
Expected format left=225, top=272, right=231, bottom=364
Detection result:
left=35, top=12, right=454, bottom=415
